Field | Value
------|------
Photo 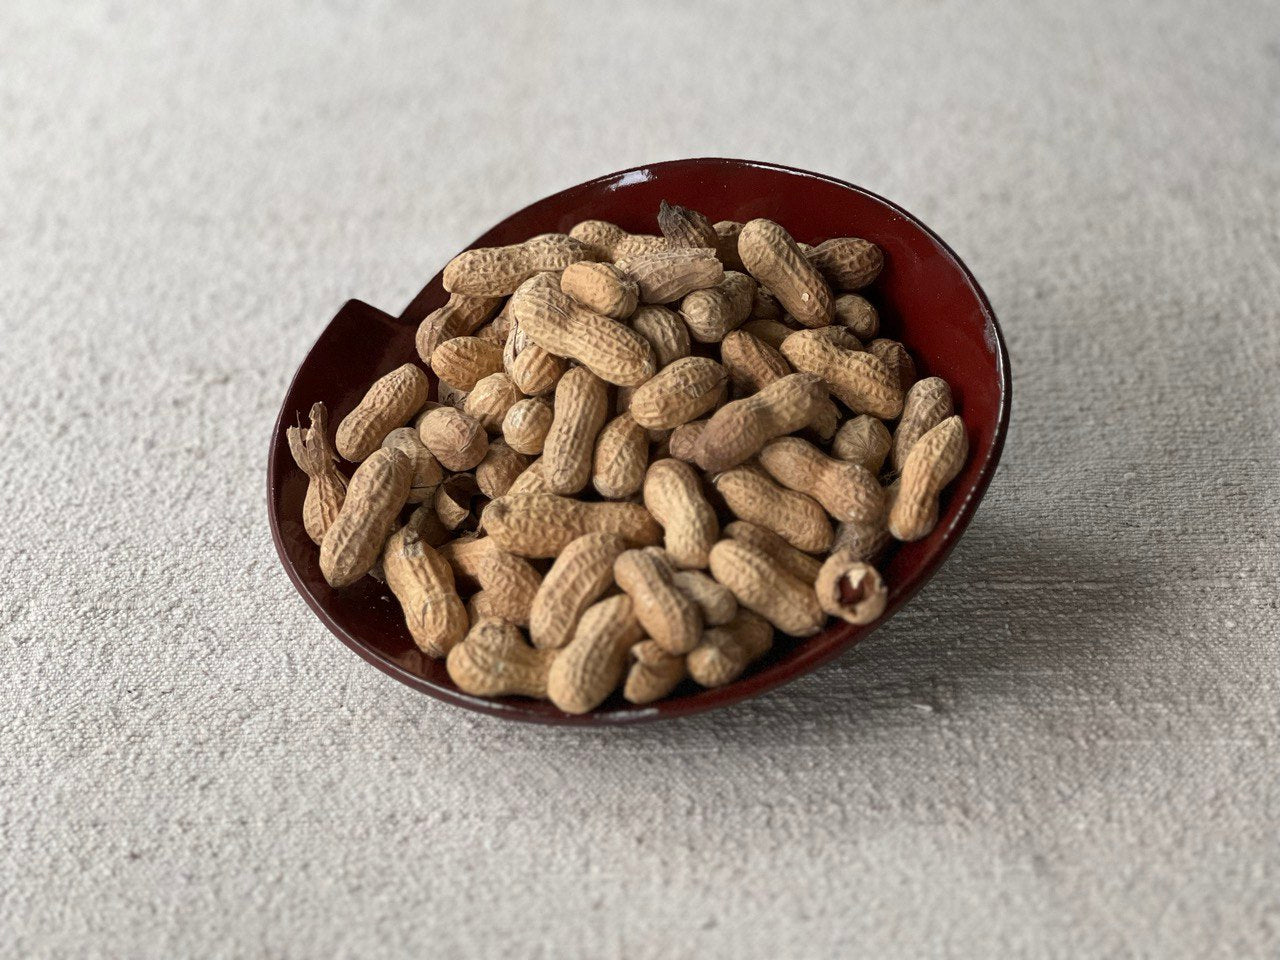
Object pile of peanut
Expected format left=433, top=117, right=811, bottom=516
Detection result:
left=288, top=202, right=967, bottom=713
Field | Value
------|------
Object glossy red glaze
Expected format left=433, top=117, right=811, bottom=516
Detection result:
left=267, top=158, right=1011, bottom=724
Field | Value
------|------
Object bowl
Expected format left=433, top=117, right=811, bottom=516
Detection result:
left=266, top=158, right=1011, bottom=725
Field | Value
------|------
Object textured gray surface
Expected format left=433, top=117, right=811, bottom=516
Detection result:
left=3, top=2, right=1279, bottom=957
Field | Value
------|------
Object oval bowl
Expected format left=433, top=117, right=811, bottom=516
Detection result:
left=267, top=158, right=1011, bottom=725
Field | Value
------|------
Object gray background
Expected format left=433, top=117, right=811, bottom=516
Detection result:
left=3, top=1, right=1278, bottom=957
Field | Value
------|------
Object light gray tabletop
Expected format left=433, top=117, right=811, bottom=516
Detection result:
left=3, top=2, right=1277, bottom=957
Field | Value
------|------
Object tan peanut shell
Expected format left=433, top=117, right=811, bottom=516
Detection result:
left=463, top=373, right=523, bottom=433
left=430, top=336, right=504, bottom=392
left=484, top=493, right=661, bottom=557
left=287, top=402, right=347, bottom=544
left=671, top=570, right=738, bottom=626
left=667, top=419, right=708, bottom=463
left=381, top=427, right=444, bottom=504
left=436, top=380, right=468, bottom=410
left=658, top=200, right=718, bottom=248
left=439, top=536, right=541, bottom=626
left=443, top=234, right=597, bottom=296
left=473, top=321, right=506, bottom=347
left=740, top=317, right=792, bottom=350
left=757, top=436, right=883, bottom=524
left=382, top=519, right=469, bottom=657
left=434, top=473, right=481, bottom=532
left=543, top=367, right=609, bottom=495
left=780, top=330, right=903, bottom=419
left=405, top=503, right=451, bottom=549
left=592, top=413, right=649, bottom=499
left=721, top=330, right=791, bottom=394
left=624, top=641, right=688, bottom=705
left=888, top=415, right=968, bottom=542
left=505, top=457, right=551, bottom=495
left=503, top=316, right=568, bottom=397
left=475, top=440, right=533, bottom=499
left=809, top=325, right=864, bottom=351
left=712, top=466, right=833, bottom=553
left=867, top=338, right=917, bottom=395
left=687, top=610, right=774, bottom=687
left=892, top=377, right=953, bottom=472
left=569, top=220, right=679, bottom=261
left=629, top=305, right=691, bottom=367
left=628, top=357, right=728, bottom=430
left=643, top=458, right=718, bottom=569
left=319, top=448, right=411, bottom=588
left=415, top=293, right=503, bottom=364
left=679, top=271, right=757, bottom=342
left=529, top=532, right=628, bottom=649
left=712, top=220, right=746, bottom=271
left=737, top=219, right=833, bottom=328
left=806, top=237, right=883, bottom=291
left=547, top=595, right=643, bottom=714
left=501, top=397, right=554, bottom=455
left=723, top=520, right=823, bottom=584
left=510, top=280, right=656, bottom=387
left=446, top=619, right=554, bottom=699
left=708, top=539, right=823, bottom=636
left=335, top=364, right=430, bottom=462
left=418, top=406, right=489, bottom=471
left=561, top=261, right=639, bottom=319
left=693, top=372, right=829, bottom=472
left=815, top=551, right=888, bottom=625
left=832, top=415, right=893, bottom=473
left=833, top=294, right=880, bottom=339
left=832, top=515, right=891, bottom=563
left=616, top=248, right=724, bottom=304
left=614, top=548, right=703, bottom=654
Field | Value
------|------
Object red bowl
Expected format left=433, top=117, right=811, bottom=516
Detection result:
left=267, top=158, right=1011, bottom=725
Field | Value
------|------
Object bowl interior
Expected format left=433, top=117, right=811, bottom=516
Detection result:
left=267, top=158, right=1010, bottom=724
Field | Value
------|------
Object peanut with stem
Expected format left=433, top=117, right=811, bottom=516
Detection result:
left=287, top=401, right=347, bottom=544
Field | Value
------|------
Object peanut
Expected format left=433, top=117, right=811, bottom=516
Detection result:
left=501, top=397, right=554, bottom=455
left=693, top=372, right=829, bottom=472
left=814, top=550, right=888, bottom=625
left=832, top=516, right=891, bottom=563
left=809, top=325, right=864, bottom=352
left=510, top=280, right=656, bottom=387
left=832, top=415, right=893, bottom=473
left=430, top=336, right=504, bottom=392
left=560, top=261, right=639, bottom=319
left=616, top=248, right=724, bottom=304
left=529, top=532, right=628, bottom=649
left=629, top=305, right=691, bottom=367
left=443, top=233, right=597, bottom=296
left=434, top=474, right=481, bottom=532
left=867, top=339, right=916, bottom=396
left=382, top=517, right=468, bottom=657
left=892, top=377, right=953, bottom=472
left=667, top=419, right=708, bottom=463
left=504, top=457, right=552, bottom=495
left=335, top=363, right=430, bottom=462
left=712, top=220, right=746, bottom=271
left=474, top=439, right=533, bottom=499
left=712, top=465, right=833, bottom=553
left=614, top=547, right=703, bottom=654
left=447, top=619, right=555, bottom=699
left=658, top=199, right=718, bottom=248
left=592, top=413, right=649, bottom=499
left=740, top=317, right=792, bottom=350
left=418, top=406, right=488, bottom=471
left=833, top=293, right=879, bottom=339
left=463, top=372, right=523, bottom=432
left=687, top=610, right=773, bottom=687
left=623, top=640, right=687, bottom=705
left=503, top=314, right=568, bottom=397
left=473, top=320, right=507, bottom=347
left=436, top=380, right=468, bottom=410
left=405, top=503, right=451, bottom=548
left=643, top=458, right=718, bottom=569
left=757, top=436, right=883, bottom=524
left=439, top=536, right=541, bottom=626
left=543, top=367, right=609, bottom=495
left=679, top=271, right=757, bottom=342
left=888, top=415, right=968, bottom=542
left=720, top=330, right=791, bottom=394
left=286, top=401, right=347, bottom=544
left=780, top=329, right=903, bottom=419
left=806, top=237, right=883, bottom=291
left=671, top=569, right=738, bottom=626
left=569, top=220, right=678, bottom=261
left=628, top=357, right=728, bottom=430
left=708, top=538, right=823, bottom=636
left=319, top=447, right=411, bottom=587
left=415, top=293, right=503, bottom=364
left=381, top=426, right=444, bottom=504
left=546, top=595, right=643, bottom=713
left=738, top=219, right=833, bottom=328
left=723, top=520, right=823, bottom=584
left=749, top=285, right=783, bottom=322
left=484, top=493, right=661, bottom=557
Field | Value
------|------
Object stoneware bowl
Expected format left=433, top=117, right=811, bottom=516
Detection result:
left=267, top=158, right=1011, bottom=725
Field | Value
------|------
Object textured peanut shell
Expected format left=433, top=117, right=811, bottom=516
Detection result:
left=713, top=466, right=833, bottom=553
left=433, top=473, right=480, bottom=532
left=740, top=317, right=792, bottom=350
left=510, top=281, right=656, bottom=387
left=671, top=570, right=737, bottom=626
left=463, top=373, right=523, bottom=433
left=382, top=520, right=469, bottom=657
left=614, top=548, right=703, bottom=655
left=832, top=415, right=893, bottom=473
left=832, top=516, right=891, bottom=563
left=708, top=540, right=823, bottom=637
left=892, top=377, right=953, bottom=472
left=780, top=330, right=903, bottom=419
left=712, top=221, right=746, bottom=271
left=504, top=457, right=552, bottom=495
left=629, top=305, right=691, bottom=367
left=723, top=520, right=823, bottom=584
left=616, top=248, right=724, bottom=304
left=624, top=641, right=688, bottom=705
left=474, top=440, right=533, bottom=500
left=806, top=237, right=883, bottom=291
left=439, top=536, right=541, bottom=627
left=667, top=419, right=708, bottom=463
left=687, top=611, right=774, bottom=688
left=287, top=402, right=347, bottom=544
left=501, top=397, right=554, bottom=455
left=809, top=325, right=864, bottom=352
left=721, top=330, right=792, bottom=395
left=693, top=372, right=829, bottom=473
left=430, top=337, right=504, bottom=392
left=737, top=219, right=834, bottom=328
left=867, top=338, right=918, bottom=395
left=446, top=619, right=554, bottom=699
left=888, top=415, right=968, bottom=542
left=757, top=437, right=884, bottom=525
left=568, top=220, right=679, bottom=261
left=335, top=364, right=430, bottom=462
left=473, top=320, right=507, bottom=347
left=529, top=532, right=629, bottom=649
left=542, top=367, right=609, bottom=495
left=443, top=234, right=597, bottom=296
left=319, top=448, right=412, bottom=588
left=643, top=458, right=718, bottom=569
left=415, top=293, right=504, bottom=364
left=592, top=413, right=649, bottom=499
left=547, top=595, right=643, bottom=714
left=436, top=380, right=468, bottom=410
left=503, top=315, right=568, bottom=397
left=678, top=271, right=757, bottom=343
left=560, top=261, right=639, bottom=319
left=658, top=200, right=718, bottom=248
left=381, top=427, right=443, bottom=504
left=628, top=357, right=727, bottom=430
left=815, top=551, right=888, bottom=625
left=484, top=494, right=661, bottom=558
left=833, top=294, right=880, bottom=339
left=418, top=407, right=488, bottom=472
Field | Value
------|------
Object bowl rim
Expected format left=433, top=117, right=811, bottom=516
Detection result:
left=266, top=156, right=1012, bottom=725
